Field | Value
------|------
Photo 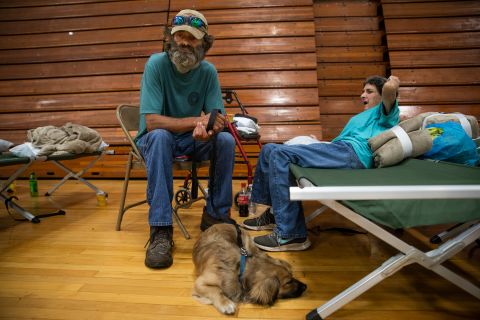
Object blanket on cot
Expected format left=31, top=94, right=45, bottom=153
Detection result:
left=27, top=123, right=102, bottom=157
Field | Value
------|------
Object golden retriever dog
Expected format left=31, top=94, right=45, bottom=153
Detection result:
left=192, top=223, right=307, bottom=315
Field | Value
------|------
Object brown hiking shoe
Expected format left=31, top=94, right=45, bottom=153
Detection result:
left=200, top=207, right=236, bottom=231
left=145, top=226, right=173, bottom=268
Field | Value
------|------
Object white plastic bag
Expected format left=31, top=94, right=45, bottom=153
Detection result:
left=9, top=142, right=40, bottom=158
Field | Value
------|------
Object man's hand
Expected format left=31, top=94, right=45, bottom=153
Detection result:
left=386, top=75, right=400, bottom=89
left=192, top=111, right=227, bottom=141
left=193, top=121, right=209, bottom=141
left=209, top=111, right=227, bottom=135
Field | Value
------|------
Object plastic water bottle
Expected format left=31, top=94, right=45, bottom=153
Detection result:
left=247, top=184, right=256, bottom=215
left=238, top=183, right=249, bottom=217
left=29, top=172, right=38, bottom=197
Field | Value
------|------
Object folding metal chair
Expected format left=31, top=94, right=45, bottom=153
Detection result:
left=115, top=104, right=209, bottom=239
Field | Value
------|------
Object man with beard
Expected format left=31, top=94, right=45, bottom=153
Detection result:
left=135, top=9, right=236, bottom=269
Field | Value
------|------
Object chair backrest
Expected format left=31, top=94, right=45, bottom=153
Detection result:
left=116, top=104, right=210, bottom=170
left=116, top=104, right=143, bottom=160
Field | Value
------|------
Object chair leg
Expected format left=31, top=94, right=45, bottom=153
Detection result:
left=198, top=182, right=208, bottom=198
left=172, top=204, right=191, bottom=239
left=170, top=162, right=206, bottom=239
left=116, top=153, right=133, bottom=231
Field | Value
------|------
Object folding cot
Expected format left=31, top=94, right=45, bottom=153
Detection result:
left=0, top=151, right=106, bottom=222
left=289, top=158, right=480, bottom=319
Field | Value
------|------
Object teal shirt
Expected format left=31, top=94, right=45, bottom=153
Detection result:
left=332, top=101, right=400, bottom=168
left=135, top=52, right=224, bottom=141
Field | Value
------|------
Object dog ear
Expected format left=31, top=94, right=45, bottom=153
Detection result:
left=247, top=276, right=280, bottom=306
left=267, top=255, right=292, bottom=273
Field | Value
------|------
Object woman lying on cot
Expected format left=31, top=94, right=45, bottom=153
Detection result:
left=242, top=75, right=401, bottom=252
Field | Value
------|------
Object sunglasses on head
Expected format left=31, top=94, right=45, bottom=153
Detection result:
left=172, top=15, right=206, bottom=30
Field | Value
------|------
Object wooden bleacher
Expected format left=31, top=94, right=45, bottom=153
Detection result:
left=0, top=0, right=479, bottom=179
left=314, top=0, right=387, bottom=140
left=382, top=0, right=480, bottom=119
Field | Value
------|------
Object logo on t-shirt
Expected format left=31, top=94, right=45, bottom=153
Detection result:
left=188, top=92, right=200, bottom=106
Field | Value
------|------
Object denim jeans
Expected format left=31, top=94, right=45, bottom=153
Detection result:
left=137, top=129, right=235, bottom=226
left=250, top=141, right=364, bottom=239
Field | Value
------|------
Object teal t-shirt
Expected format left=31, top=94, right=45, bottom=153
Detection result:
left=332, top=101, right=399, bottom=168
left=135, top=52, right=224, bottom=141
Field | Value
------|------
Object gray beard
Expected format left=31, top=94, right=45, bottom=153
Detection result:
left=169, top=43, right=205, bottom=73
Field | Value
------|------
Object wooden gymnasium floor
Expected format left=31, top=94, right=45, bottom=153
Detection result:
left=0, top=179, right=479, bottom=320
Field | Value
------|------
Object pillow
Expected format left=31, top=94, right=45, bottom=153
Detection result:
left=0, top=139, right=14, bottom=152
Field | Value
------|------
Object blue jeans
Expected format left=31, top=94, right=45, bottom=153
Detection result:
left=137, top=129, right=235, bottom=226
left=250, top=141, right=364, bottom=239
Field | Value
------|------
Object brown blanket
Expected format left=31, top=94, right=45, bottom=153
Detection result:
left=27, top=123, right=103, bottom=156
left=368, top=112, right=436, bottom=152
left=373, top=130, right=432, bottom=168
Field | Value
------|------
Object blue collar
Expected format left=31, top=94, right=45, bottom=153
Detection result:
left=239, top=247, right=249, bottom=277
left=235, top=224, right=251, bottom=280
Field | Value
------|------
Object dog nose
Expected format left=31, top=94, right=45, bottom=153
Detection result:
left=298, top=281, right=307, bottom=293
left=292, top=279, right=307, bottom=296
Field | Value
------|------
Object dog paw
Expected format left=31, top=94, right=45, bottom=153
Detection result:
left=215, top=299, right=236, bottom=315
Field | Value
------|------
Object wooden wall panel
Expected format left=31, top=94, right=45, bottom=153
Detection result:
left=169, top=0, right=312, bottom=10
left=382, top=0, right=480, bottom=121
left=0, top=0, right=167, bottom=179
left=314, top=0, right=387, bottom=140
left=385, top=16, right=480, bottom=33
left=0, top=12, right=166, bottom=35
left=2, top=0, right=477, bottom=180
left=386, top=32, right=480, bottom=50
left=389, top=49, right=480, bottom=68
left=382, top=1, right=480, bottom=17
left=0, top=0, right=121, bottom=7
left=0, top=41, right=163, bottom=64
left=315, top=31, right=383, bottom=46
left=0, top=0, right=319, bottom=178
left=0, top=0, right=170, bottom=20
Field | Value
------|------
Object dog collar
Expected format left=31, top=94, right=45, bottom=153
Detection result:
left=239, top=247, right=250, bottom=277
left=235, top=224, right=251, bottom=280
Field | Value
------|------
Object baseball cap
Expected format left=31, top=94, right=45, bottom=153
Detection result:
left=171, top=9, right=208, bottom=40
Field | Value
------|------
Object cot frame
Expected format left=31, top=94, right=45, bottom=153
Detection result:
left=290, top=181, right=480, bottom=320
left=1, top=152, right=106, bottom=222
